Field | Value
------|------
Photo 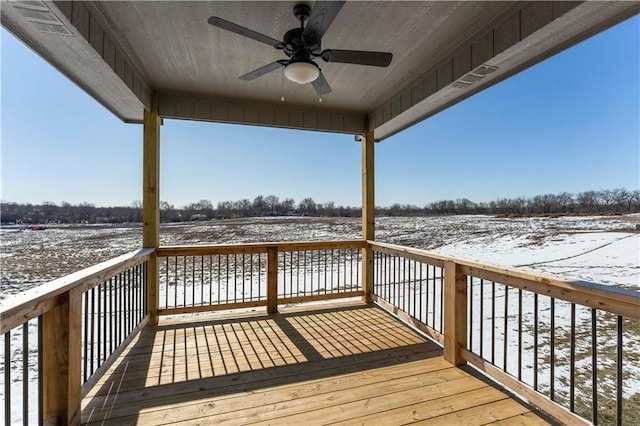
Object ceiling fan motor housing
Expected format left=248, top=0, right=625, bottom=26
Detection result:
left=208, top=1, right=392, bottom=96
left=293, top=4, right=311, bottom=22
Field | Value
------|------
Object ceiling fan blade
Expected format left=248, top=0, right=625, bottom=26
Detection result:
left=208, top=16, right=281, bottom=47
left=321, top=50, right=393, bottom=67
left=302, top=1, right=346, bottom=49
left=239, top=61, right=283, bottom=81
left=311, top=72, right=332, bottom=96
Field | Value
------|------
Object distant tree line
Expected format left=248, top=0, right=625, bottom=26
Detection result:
left=1, top=188, right=638, bottom=225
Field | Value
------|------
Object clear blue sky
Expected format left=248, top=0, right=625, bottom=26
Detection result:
left=1, top=16, right=638, bottom=208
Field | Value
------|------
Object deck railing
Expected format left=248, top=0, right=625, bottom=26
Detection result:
left=0, top=249, right=152, bottom=425
left=370, top=241, right=640, bottom=426
left=1, top=239, right=638, bottom=425
left=157, top=240, right=365, bottom=315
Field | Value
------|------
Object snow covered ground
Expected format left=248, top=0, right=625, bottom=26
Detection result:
left=1, top=214, right=638, bottom=424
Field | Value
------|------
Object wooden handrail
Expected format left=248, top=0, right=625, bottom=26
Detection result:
left=369, top=239, right=638, bottom=425
left=0, top=248, right=154, bottom=335
left=157, top=239, right=366, bottom=257
left=369, top=240, right=640, bottom=319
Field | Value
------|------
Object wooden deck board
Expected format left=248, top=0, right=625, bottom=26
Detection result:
left=81, top=301, right=551, bottom=425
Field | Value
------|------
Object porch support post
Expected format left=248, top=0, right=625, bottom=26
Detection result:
left=267, top=247, right=278, bottom=314
left=143, top=95, right=160, bottom=325
left=42, top=287, right=82, bottom=425
left=361, top=130, right=375, bottom=303
left=443, top=261, right=468, bottom=366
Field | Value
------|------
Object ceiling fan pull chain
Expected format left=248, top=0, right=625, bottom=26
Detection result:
left=281, top=67, right=285, bottom=102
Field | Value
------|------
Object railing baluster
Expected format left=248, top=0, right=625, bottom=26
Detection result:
left=324, top=250, right=328, bottom=294
left=83, top=291, right=89, bottom=382
left=503, top=285, right=509, bottom=371
left=518, top=288, right=522, bottom=381
left=174, top=257, right=178, bottom=308
left=533, top=293, right=538, bottom=391
left=242, top=253, right=246, bottom=302
left=38, top=316, right=43, bottom=426
left=23, top=322, right=28, bottom=425
left=491, top=281, right=496, bottom=365
left=469, top=276, right=474, bottom=350
left=226, top=254, right=230, bottom=303
left=191, top=256, right=196, bottom=306
left=616, top=315, right=623, bottom=426
left=249, top=254, right=254, bottom=301
left=550, top=297, right=556, bottom=401
left=111, top=277, right=116, bottom=354
left=297, top=251, right=301, bottom=296
left=165, top=257, right=169, bottom=308
left=97, top=283, right=101, bottom=365
left=217, top=255, right=221, bottom=304
left=310, top=250, right=314, bottom=292
left=90, top=287, right=95, bottom=375
left=102, top=281, right=107, bottom=363
left=439, top=267, right=444, bottom=332
left=432, top=265, right=436, bottom=329
left=417, top=261, right=421, bottom=321
left=570, top=303, right=576, bottom=412
left=303, top=251, right=307, bottom=296
left=209, top=255, right=213, bottom=305
left=591, top=308, right=598, bottom=425
left=181, top=256, right=186, bottom=307
left=479, top=278, right=484, bottom=358
left=201, top=256, right=205, bottom=305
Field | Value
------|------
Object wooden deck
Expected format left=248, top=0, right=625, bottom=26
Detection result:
left=81, top=302, right=552, bottom=425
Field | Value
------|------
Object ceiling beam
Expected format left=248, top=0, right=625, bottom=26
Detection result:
left=158, top=93, right=367, bottom=135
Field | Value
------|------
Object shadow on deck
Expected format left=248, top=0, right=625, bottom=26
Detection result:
left=81, top=302, right=552, bottom=425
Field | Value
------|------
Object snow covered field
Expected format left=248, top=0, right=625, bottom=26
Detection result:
left=1, top=214, right=638, bottom=424
left=2, top=214, right=637, bottom=296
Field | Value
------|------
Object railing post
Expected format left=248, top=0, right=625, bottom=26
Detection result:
left=267, top=247, right=278, bottom=314
left=42, top=287, right=82, bottom=425
left=444, top=261, right=467, bottom=366
left=361, top=130, right=375, bottom=303
left=143, top=95, right=160, bottom=325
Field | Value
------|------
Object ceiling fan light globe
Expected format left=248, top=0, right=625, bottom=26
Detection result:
left=284, top=61, right=320, bottom=84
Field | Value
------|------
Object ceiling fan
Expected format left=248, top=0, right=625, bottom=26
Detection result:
left=207, top=1, right=393, bottom=96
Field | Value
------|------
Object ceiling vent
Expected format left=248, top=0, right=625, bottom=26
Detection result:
left=11, top=1, right=73, bottom=37
left=450, top=64, right=498, bottom=89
